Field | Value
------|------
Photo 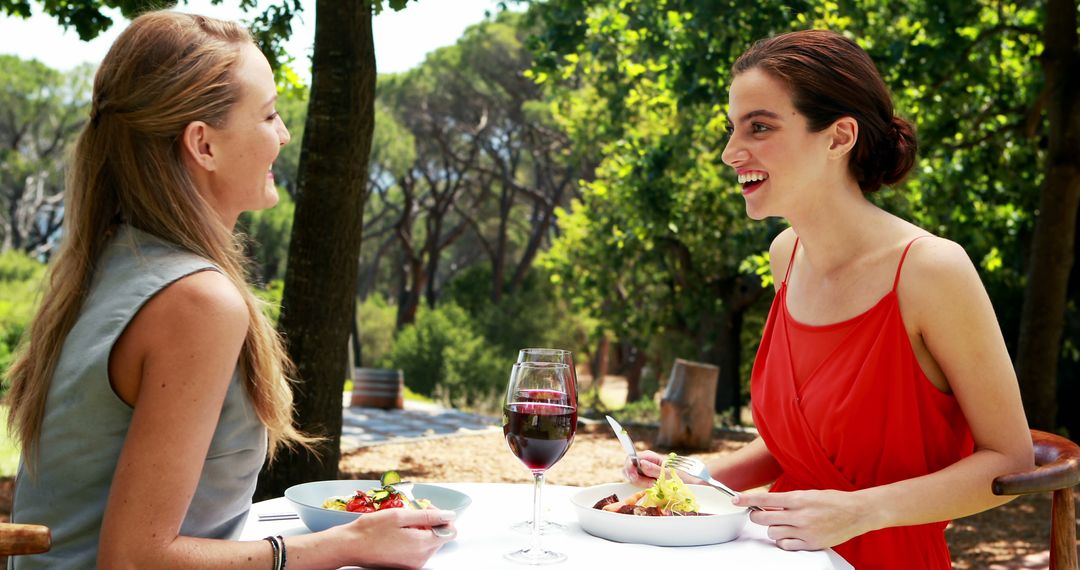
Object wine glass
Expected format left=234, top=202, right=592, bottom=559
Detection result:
left=503, top=361, right=577, bottom=565
left=511, top=349, right=577, bottom=534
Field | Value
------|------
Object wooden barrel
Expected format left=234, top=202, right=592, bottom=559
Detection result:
left=351, top=368, right=404, bottom=409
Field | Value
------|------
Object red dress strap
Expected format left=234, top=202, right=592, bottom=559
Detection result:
left=891, top=235, right=930, bottom=292
left=783, top=236, right=800, bottom=285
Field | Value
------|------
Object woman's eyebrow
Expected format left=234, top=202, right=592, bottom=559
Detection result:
left=727, top=109, right=783, bottom=124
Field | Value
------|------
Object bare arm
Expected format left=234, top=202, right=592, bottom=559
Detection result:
left=739, top=237, right=1033, bottom=550
left=98, top=271, right=453, bottom=569
left=857, top=238, right=1033, bottom=524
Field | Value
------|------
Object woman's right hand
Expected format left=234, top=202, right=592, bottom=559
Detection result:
left=337, top=507, right=457, bottom=569
left=623, top=450, right=668, bottom=487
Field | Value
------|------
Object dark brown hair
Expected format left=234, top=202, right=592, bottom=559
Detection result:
left=733, top=29, right=917, bottom=193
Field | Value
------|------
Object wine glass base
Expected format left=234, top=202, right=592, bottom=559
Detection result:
left=504, top=548, right=567, bottom=565
left=511, top=520, right=565, bottom=534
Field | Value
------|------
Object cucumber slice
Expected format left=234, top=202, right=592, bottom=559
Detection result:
left=380, top=470, right=402, bottom=486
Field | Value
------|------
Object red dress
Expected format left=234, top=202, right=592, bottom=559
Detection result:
left=751, top=237, right=974, bottom=569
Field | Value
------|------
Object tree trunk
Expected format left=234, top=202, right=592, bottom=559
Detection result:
left=351, top=301, right=362, bottom=369
left=657, top=359, right=718, bottom=451
left=591, top=334, right=609, bottom=389
left=395, top=258, right=427, bottom=329
left=623, top=343, right=646, bottom=403
left=1057, top=211, right=1080, bottom=439
left=1015, top=0, right=1080, bottom=431
left=256, top=0, right=376, bottom=499
left=709, top=274, right=766, bottom=417
left=711, top=306, right=744, bottom=417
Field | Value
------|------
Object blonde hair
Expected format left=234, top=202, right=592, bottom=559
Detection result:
left=5, top=10, right=311, bottom=468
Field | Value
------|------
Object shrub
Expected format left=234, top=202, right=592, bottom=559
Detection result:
left=251, top=279, right=284, bottom=325
left=0, top=251, right=45, bottom=381
left=388, top=303, right=511, bottom=409
left=444, top=265, right=582, bottom=356
left=358, top=294, right=396, bottom=368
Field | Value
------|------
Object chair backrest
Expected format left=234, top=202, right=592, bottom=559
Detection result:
left=0, top=522, right=51, bottom=556
left=992, top=430, right=1080, bottom=570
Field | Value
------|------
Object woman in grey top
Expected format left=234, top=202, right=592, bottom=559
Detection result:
left=5, top=10, right=455, bottom=569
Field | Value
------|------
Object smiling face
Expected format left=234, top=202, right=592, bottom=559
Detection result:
left=199, top=42, right=290, bottom=225
left=720, top=68, right=837, bottom=220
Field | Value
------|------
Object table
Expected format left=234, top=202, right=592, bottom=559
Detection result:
left=240, top=483, right=854, bottom=570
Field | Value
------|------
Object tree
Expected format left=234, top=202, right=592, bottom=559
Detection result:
left=365, top=13, right=583, bottom=328
left=1013, top=0, right=1079, bottom=431
left=0, top=56, right=91, bottom=256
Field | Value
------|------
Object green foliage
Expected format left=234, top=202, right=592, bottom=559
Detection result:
left=251, top=279, right=284, bottom=325
left=0, top=406, right=21, bottom=477
left=271, top=85, right=309, bottom=196
left=240, top=187, right=295, bottom=285
left=0, top=250, right=45, bottom=380
left=387, top=303, right=509, bottom=409
left=444, top=265, right=578, bottom=356
left=358, top=294, right=397, bottom=368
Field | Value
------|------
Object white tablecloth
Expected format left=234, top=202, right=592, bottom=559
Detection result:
left=240, top=482, right=854, bottom=570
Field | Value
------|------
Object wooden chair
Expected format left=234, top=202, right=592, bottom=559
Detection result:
left=992, top=430, right=1080, bottom=570
left=0, top=523, right=51, bottom=557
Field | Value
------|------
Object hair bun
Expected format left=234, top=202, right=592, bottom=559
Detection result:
left=881, top=116, right=917, bottom=187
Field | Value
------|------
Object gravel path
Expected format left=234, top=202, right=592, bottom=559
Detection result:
left=340, top=424, right=1078, bottom=569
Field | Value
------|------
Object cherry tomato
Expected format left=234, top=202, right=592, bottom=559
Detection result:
left=345, top=493, right=375, bottom=513
left=381, top=496, right=404, bottom=510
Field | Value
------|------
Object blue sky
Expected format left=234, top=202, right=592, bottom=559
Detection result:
left=0, top=0, right=509, bottom=77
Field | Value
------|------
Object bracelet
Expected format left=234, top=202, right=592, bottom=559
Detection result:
left=276, top=535, right=287, bottom=570
left=263, top=535, right=282, bottom=570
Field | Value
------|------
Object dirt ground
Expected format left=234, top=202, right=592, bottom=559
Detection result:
left=340, top=423, right=1079, bottom=570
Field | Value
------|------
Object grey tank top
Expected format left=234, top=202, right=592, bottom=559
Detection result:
left=11, top=226, right=268, bottom=569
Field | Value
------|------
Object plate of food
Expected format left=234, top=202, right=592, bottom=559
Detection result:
left=570, top=460, right=749, bottom=546
left=284, top=471, right=471, bottom=532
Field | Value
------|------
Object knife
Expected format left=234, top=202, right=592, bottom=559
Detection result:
left=605, top=415, right=645, bottom=476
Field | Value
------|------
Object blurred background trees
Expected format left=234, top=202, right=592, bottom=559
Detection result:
left=1, top=0, right=1077, bottom=481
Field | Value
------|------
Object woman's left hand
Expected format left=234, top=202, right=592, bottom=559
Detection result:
left=734, top=489, right=876, bottom=551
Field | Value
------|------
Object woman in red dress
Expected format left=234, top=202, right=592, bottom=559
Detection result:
left=626, top=30, right=1033, bottom=569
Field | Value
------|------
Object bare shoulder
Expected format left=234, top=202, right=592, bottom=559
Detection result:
left=140, top=269, right=249, bottom=337
left=767, top=227, right=798, bottom=292
left=898, top=235, right=987, bottom=314
left=901, top=235, right=981, bottom=288
left=110, top=268, right=249, bottom=404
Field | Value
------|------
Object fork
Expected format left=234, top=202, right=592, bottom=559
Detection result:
left=667, top=454, right=763, bottom=512
left=392, top=481, right=456, bottom=537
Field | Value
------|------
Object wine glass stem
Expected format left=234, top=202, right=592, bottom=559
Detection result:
left=530, top=472, right=545, bottom=553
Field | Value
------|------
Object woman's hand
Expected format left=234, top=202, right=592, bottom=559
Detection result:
left=622, top=450, right=694, bottom=487
left=735, top=489, right=876, bottom=551
left=335, top=507, right=457, bottom=569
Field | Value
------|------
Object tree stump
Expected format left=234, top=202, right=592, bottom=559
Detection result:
left=657, top=359, right=719, bottom=450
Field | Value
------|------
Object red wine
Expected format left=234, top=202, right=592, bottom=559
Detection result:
left=503, top=402, right=577, bottom=472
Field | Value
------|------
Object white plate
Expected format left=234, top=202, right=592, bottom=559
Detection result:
left=570, top=482, right=749, bottom=546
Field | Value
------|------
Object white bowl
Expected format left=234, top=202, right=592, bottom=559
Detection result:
left=284, top=479, right=471, bottom=532
left=570, top=482, right=749, bottom=546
